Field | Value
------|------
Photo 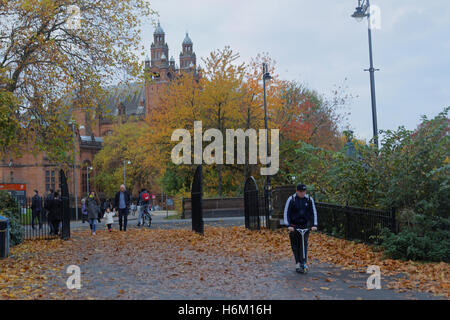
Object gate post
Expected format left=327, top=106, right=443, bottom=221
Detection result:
left=181, top=197, right=185, bottom=219
left=191, top=165, right=204, bottom=235
left=391, top=207, right=397, bottom=234
left=244, top=177, right=261, bottom=230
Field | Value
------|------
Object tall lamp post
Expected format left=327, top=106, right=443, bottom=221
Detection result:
left=262, top=63, right=273, bottom=220
left=123, top=160, right=131, bottom=187
left=86, top=166, right=92, bottom=195
left=351, top=0, right=379, bottom=148
left=69, top=121, right=85, bottom=221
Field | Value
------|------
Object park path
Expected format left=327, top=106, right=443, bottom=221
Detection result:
left=38, top=214, right=444, bottom=300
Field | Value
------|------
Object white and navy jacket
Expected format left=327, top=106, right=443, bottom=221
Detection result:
left=283, top=193, right=318, bottom=228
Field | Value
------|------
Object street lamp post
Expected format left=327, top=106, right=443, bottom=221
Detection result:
left=69, top=122, right=84, bottom=221
left=351, top=0, right=379, bottom=148
left=86, top=166, right=92, bottom=195
left=262, top=63, right=273, bottom=220
left=123, top=160, right=131, bottom=187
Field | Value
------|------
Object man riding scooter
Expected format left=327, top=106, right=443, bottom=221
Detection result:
left=283, top=184, right=318, bottom=273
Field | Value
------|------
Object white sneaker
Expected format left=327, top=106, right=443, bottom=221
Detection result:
left=295, top=263, right=301, bottom=272
left=92, top=232, right=96, bottom=235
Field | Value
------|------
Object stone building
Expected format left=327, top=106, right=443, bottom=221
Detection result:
left=0, top=22, right=197, bottom=201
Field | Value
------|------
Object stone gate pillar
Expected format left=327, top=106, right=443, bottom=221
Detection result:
left=269, top=185, right=296, bottom=230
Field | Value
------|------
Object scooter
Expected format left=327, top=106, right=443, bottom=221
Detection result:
left=295, top=227, right=310, bottom=273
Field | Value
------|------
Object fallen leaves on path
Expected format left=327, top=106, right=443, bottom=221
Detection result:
left=0, top=226, right=448, bottom=299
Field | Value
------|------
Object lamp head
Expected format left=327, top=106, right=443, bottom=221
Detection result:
left=351, top=6, right=367, bottom=21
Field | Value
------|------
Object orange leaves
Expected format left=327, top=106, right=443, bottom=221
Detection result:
left=0, top=227, right=449, bottom=299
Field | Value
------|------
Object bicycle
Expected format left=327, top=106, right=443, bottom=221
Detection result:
left=141, top=205, right=152, bottom=227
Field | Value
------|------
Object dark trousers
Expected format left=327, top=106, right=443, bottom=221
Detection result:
left=32, top=210, right=43, bottom=229
left=289, top=229, right=309, bottom=264
left=118, top=208, right=128, bottom=231
left=107, top=224, right=112, bottom=231
left=51, top=219, right=61, bottom=235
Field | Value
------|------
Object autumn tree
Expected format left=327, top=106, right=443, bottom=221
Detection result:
left=200, top=46, right=247, bottom=196
left=92, top=121, right=160, bottom=197
left=141, top=70, right=203, bottom=195
left=0, top=0, right=156, bottom=161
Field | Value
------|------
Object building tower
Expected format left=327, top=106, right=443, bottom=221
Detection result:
left=179, top=33, right=196, bottom=70
left=151, top=21, right=169, bottom=69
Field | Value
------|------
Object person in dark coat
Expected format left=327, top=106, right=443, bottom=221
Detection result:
left=48, top=191, right=62, bottom=236
left=81, top=198, right=88, bottom=223
left=114, top=184, right=131, bottom=231
left=87, top=191, right=100, bottom=235
left=44, top=189, right=55, bottom=233
left=31, top=190, right=43, bottom=230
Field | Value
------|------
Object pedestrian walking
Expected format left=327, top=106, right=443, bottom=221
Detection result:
left=48, top=191, right=62, bottom=236
left=31, top=190, right=43, bottom=230
left=87, top=191, right=100, bottom=235
left=114, top=184, right=131, bottom=231
left=103, top=207, right=115, bottom=232
left=81, top=198, right=88, bottom=223
left=283, top=184, right=318, bottom=274
left=130, top=202, right=137, bottom=216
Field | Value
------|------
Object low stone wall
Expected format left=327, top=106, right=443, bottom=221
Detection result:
left=182, top=197, right=244, bottom=219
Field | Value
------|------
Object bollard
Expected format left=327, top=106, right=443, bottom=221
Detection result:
left=0, top=216, right=10, bottom=259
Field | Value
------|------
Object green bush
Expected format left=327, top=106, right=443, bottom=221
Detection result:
left=381, top=213, right=450, bottom=262
left=0, top=191, right=24, bottom=246
left=291, top=107, right=449, bottom=261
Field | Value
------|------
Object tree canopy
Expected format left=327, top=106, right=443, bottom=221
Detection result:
left=0, top=0, right=156, bottom=161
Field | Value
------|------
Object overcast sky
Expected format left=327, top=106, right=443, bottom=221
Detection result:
left=141, top=0, right=450, bottom=141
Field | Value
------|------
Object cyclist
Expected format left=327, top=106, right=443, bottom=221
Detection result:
left=137, top=188, right=151, bottom=227
left=283, top=184, right=318, bottom=273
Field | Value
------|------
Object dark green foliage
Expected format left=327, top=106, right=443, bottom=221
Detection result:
left=292, top=107, right=449, bottom=261
left=381, top=214, right=450, bottom=262
left=0, top=191, right=24, bottom=246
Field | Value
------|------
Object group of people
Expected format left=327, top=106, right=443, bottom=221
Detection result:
left=79, top=182, right=319, bottom=274
left=81, top=184, right=151, bottom=235
left=32, top=181, right=317, bottom=274
left=30, top=189, right=63, bottom=236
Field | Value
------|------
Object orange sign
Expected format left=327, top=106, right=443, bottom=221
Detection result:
left=0, top=184, right=27, bottom=191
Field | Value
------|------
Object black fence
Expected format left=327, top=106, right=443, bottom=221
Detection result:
left=243, top=177, right=269, bottom=230
left=315, top=202, right=396, bottom=244
left=15, top=197, right=59, bottom=240
left=13, top=170, right=71, bottom=240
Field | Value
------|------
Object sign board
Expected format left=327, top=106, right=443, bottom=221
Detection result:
left=0, top=184, right=26, bottom=191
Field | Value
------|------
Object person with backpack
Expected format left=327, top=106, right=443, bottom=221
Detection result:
left=283, top=184, right=318, bottom=273
left=114, top=184, right=131, bottom=231
left=137, top=188, right=151, bottom=227
left=31, top=190, right=43, bottom=230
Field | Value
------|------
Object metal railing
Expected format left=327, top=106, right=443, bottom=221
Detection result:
left=315, top=202, right=396, bottom=244
left=16, top=197, right=61, bottom=240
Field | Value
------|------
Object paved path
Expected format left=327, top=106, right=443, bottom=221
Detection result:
left=40, top=214, right=445, bottom=300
